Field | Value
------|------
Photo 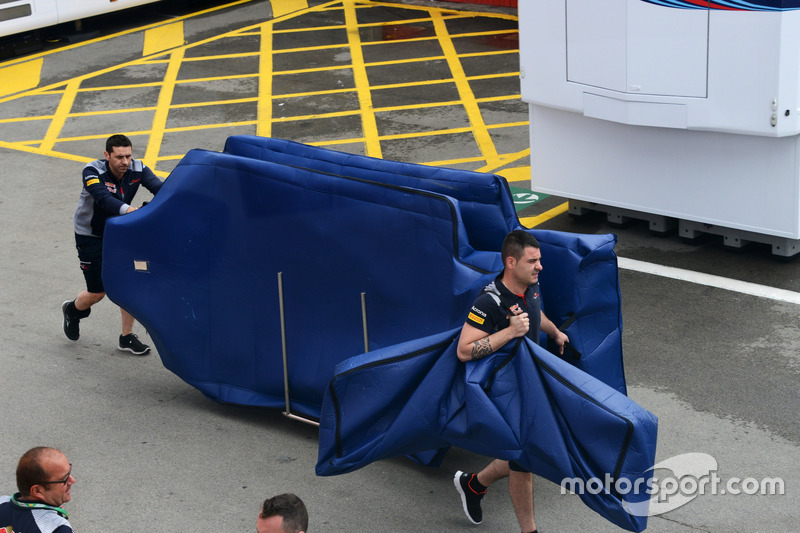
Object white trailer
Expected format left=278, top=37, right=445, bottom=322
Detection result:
left=0, top=0, right=162, bottom=38
left=520, top=0, right=800, bottom=256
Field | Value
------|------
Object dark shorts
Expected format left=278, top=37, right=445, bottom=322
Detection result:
left=509, top=461, right=529, bottom=473
left=75, top=233, right=104, bottom=294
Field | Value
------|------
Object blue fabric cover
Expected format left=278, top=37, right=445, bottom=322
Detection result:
left=102, top=137, right=654, bottom=528
left=533, top=230, right=627, bottom=394
left=103, top=148, right=498, bottom=417
left=222, top=136, right=518, bottom=255
left=220, top=136, right=627, bottom=394
left=316, top=329, right=657, bottom=532
left=103, top=138, right=626, bottom=418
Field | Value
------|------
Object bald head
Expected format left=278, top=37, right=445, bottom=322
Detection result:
left=16, top=447, right=74, bottom=507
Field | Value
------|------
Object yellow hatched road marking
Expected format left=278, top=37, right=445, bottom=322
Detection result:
left=430, top=10, right=499, bottom=167
left=40, top=79, right=80, bottom=153
left=0, top=0, right=526, bottom=176
left=143, top=48, right=186, bottom=168
left=344, top=0, right=381, bottom=158
left=519, top=203, right=569, bottom=229
left=0, top=58, right=43, bottom=97
left=143, top=21, right=185, bottom=56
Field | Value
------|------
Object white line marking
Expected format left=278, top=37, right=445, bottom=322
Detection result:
left=618, top=257, right=800, bottom=305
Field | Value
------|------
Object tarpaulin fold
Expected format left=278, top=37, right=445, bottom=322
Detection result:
left=317, top=329, right=657, bottom=532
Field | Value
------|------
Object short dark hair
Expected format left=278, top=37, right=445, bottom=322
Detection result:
left=501, top=230, right=540, bottom=264
left=260, top=493, right=308, bottom=533
left=106, top=134, right=132, bottom=154
left=16, top=447, right=54, bottom=496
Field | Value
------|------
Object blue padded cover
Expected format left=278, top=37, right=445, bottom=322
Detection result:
left=225, top=135, right=627, bottom=394
left=221, top=136, right=626, bottom=393
left=316, top=329, right=657, bottom=532
left=533, top=230, right=626, bottom=394
left=103, top=137, right=626, bottom=421
left=103, top=148, right=498, bottom=417
left=223, top=136, right=518, bottom=254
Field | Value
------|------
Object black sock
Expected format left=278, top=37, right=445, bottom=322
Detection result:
left=468, top=474, right=487, bottom=494
left=69, top=300, right=91, bottom=319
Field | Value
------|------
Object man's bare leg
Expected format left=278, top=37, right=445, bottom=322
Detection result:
left=509, top=470, right=536, bottom=532
left=476, top=458, right=510, bottom=487
left=75, top=290, right=104, bottom=311
left=121, top=308, right=135, bottom=336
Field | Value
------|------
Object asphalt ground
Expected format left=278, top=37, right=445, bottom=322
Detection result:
left=1, top=1, right=798, bottom=531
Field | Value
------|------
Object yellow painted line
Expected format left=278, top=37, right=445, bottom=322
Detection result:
left=159, top=52, right=262, bottom=62
left=373, top=121, right=523, bottom=142
left=39, top=79, right=81, bottom=153
left=364, top=50, right=515, bottom=69
left=0, top=58, right=43, bottom=97
left=0, top=139, right=93, bottom=164
left=143, top=48, right=185, bottom=170
left=271, top=63, right=352, bottom=76
left=160, top=122, right=257, bottom=133
left=272, top=110, right=362, bottom=122
left=273, top=87, right=353, bottom=98
left=496, top=166, right=531, bottom=182
left=0, top=115, right=53, bottom=124
left=476, top=148, right=531, bottom=174
left=519, top=202, right=569, bottom=229
left=424, top=11, right=500, bottom=166
left=344, top=0, right=382, bottom=158
left=258, top=23, right=275, bottom=137
left=271, top=0, right=309, bottom=18
left=143, top=21, right=185, bottom=56
left=272, top=42, right=349, bottom=54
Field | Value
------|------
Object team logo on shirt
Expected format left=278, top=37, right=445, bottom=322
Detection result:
left=467, top=312, right=485, bottom=325
left=105, top=182, right=117, bottom=193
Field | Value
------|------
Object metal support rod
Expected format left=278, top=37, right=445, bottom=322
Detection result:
left=285, top=413, right=320, bottom=427
left=277, top=272, right=321, bottom=428
left=361, top=291, right=369, bottom=353
left=278, top=272, right=291, bottom=415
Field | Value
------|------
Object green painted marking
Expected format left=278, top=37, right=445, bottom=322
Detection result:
left=509, top=185, right=549, bottom=212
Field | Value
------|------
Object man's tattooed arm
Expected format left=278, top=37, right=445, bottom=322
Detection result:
left=470, top=337, right=493, bottom=360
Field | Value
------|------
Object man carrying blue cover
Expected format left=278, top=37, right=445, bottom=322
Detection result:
left=453, top=230, right=568, bottom=533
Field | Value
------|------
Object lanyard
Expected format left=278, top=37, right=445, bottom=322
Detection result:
left=10, top=494, right=68, bottom=519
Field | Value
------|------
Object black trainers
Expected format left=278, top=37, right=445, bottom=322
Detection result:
left=118, top=333, right=150, bottom=355
left=61, top=300, right=89, bottom=341
left=454, top=470, right=485, bottom=525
